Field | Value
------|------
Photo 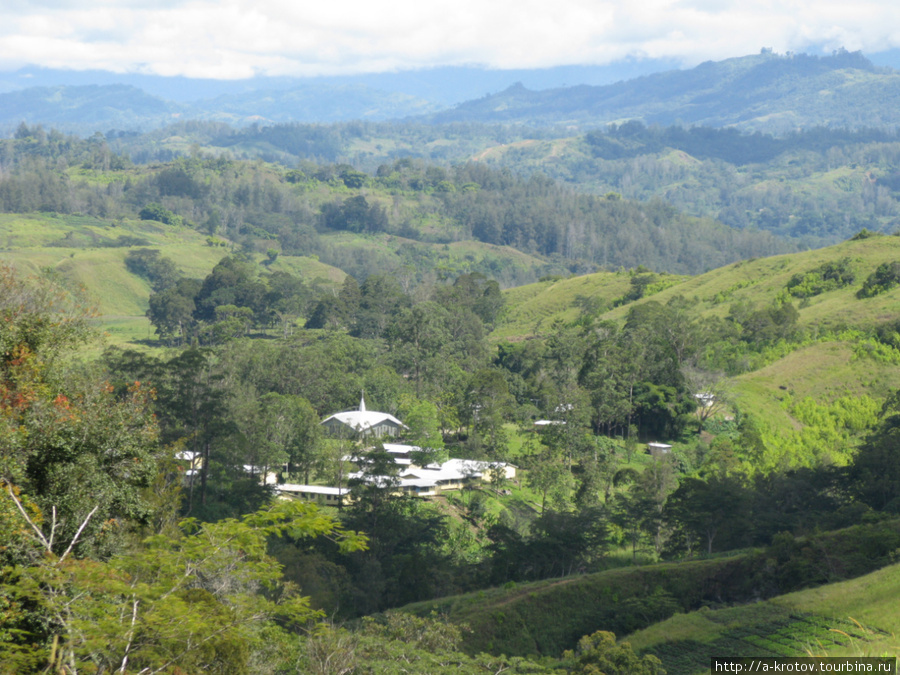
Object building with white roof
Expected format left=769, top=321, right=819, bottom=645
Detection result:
left=284, top=445, right=517, bottom=504
left=321, top=395, right=407, bottom=438
left=276, top=483, right=351, bottom=505
left=647, top=442, right=672, bottom=456
left=280, top=406, right=518, bottom=504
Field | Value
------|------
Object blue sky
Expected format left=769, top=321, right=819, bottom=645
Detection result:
left=1, top=0, right=899, bottom=78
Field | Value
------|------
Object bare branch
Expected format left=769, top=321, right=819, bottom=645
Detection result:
left=6, top=483, right=51, bottom=552
left=59, top=505, right=99, bottom=563
left=118, top=596, right=140, bottom=674
left=49, top=506, right=61, bottom=552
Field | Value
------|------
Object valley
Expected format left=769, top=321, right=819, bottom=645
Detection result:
left=2, top=50, right=900, bottom=674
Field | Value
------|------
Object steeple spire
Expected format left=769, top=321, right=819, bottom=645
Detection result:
left=359, top=392, right=366, bottom=412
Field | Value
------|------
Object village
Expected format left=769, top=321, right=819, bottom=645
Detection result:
left=279, top=395, right=517, bottom=505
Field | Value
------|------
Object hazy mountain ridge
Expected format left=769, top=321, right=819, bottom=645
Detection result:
left=3, top=51, right=900, bottom=135
left=0, top=59, right=685, bottom=133
left=0, top=84, right=184, bottom=131
left=426, top=50, right=900, bottom=131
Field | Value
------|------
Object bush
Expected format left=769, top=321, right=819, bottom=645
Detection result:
left=786, top=258, right=855, bottom=298
left=857, top=261, right=900, bottom=298
left=139, top=202, right=184, bottom=227
left=125, top=248, right=180, bottom=291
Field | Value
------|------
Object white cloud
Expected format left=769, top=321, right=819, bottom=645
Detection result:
left=0, top=0, right=899, bottom=78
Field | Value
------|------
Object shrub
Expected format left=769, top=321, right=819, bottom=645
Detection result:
left=139, top=202, right=184, bottom=227
left=786, top=258, right=855, bottom=298
left=857, top=261, right=900, bottom=298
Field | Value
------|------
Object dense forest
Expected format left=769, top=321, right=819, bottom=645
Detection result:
left=102, top=116, right=900, bottom=246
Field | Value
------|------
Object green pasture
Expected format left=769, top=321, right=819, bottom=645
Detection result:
left=0, top=213, right=344, bottom=348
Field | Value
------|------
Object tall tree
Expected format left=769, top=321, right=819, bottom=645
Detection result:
left=850, top=390, right=900, bottom=512
left=465, top=368, right=514, bottom=457
left=385, top=302, right=450, bottom=396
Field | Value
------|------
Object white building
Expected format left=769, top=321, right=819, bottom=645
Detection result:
left=321, top=395, right=407, bottom=438
left=283, top=443, right=517, bottom=503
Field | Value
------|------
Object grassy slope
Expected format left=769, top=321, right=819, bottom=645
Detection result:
left=594, top=236, right=900, bottom=330
left=399, top=554, right=757, bottom=657
left=0, top=211, right=556, bottom=348
left=0, top=213, right=345, bottom=346
left=492, top=271, right=637, bottom=341
left=396, top=520, right=900, bottom=661
left=492, top=236, right=900, bottom=435
left=731, top=341, right=900, bottom=436
left=627, top=562, right=900, bottom=674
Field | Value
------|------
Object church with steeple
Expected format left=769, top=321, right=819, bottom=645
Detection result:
left=320, top=394, right=407, bottom=438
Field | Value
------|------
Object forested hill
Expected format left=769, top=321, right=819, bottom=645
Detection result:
left=425, top=50, right=900, bottom=132
left=471, top=122, right=900, bottom=243
left=0, top=125, right=790, bottom=279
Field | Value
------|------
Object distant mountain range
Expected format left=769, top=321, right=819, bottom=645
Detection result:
left=423, top=50, right=900, bottom=132
left=0, top=59, right=684, bottom=105
left=1, top=50, right=900, bottom=135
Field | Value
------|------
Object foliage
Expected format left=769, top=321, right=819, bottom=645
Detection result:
left=849, top=392, right=900, bottom=512
left=0, top=499, right=366, bottom=674
left=299, top=614, right=557, bottom=674
left=8, top=115, right=900, bottom=671
left=139, top=202, right=185, bottom=227
left=0, top=129, right=791, bottom=279
left=562, top=631, right=665, bottom=675
left=0, top=264, right=93, bottom=368
left=785, top=257, right=855, bottom=298
left=319, top=195, right=388, bottom=234
left=402, top=519, right=900, bottom=659
left=398, top=396, right=446, bottom=463
left=145, top=255, right=317, bottom=345
left=124, top=248, right=181, bottom=291
left=856, top=261, right=900, bottom=298
left=0, top=266, right=162, bottom=558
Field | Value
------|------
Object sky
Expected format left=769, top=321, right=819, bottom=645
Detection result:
left=2, top=0, right=900, bottom=79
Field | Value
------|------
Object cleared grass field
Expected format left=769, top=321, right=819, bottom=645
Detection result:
left=0, top=213, right=345, bottom=348
left=319, top=231, right=552, bottom=288
left=604, top=236, right=900, bottom=330
left=495, top=236, right=900, bottom=334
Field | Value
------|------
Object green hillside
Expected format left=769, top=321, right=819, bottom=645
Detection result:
left=8, top=54, right=900, bottom=674
left=628, top=561, right=900, bottom=673
left=0, top=211, right=561, bottom=348
left=493, top=270, right=683, bottom=341
left=0, top=213, right=345, bottom=345
left=397, top=520, right=900, bottom=659
left=490, top=234, right=900, bottom=463
left=475, top=124, right=900, bottom=244
left=495, top=235, right=900, bottom=338
left=316, top=231, right=553, bottom=289
left=611, top=236, right=900, bottom=328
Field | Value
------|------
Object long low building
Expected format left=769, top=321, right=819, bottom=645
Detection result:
left=277, top=483, right=351, bottom=504
left=280, top=445, right=517, bottom=503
